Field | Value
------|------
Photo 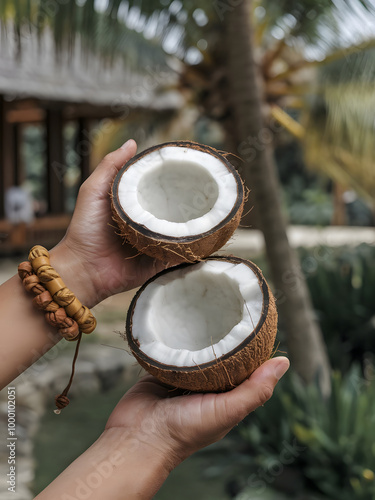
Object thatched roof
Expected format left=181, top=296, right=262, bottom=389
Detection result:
left=0, top=27, right=182, bottom=110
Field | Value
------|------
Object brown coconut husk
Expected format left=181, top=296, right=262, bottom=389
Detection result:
left=126, top=256, right=278, bottom=393
left=111, top=141, right=244, bottom=265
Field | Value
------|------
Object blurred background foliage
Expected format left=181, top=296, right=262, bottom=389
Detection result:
left=302, top=244, right=375, bottom=372
left=2, top=0, right=375, bottom=498
left=215, top=366, right=375, bottom=500
left=7, top=0, right=375, bottom=224
left=221, top=243, right=375, bottom=499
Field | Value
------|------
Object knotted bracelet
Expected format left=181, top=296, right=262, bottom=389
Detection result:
left=18, top=245, right=97, bottom=413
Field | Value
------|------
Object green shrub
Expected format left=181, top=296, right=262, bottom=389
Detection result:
left=226, top=367, right=375, bottom=500
left=286, top=185, right=333, bottom=226
left=300, top=244, right=375, bottom=371
left=210, top=245, right=375, bottom=498
left=214, top=367, right=375, bottom=500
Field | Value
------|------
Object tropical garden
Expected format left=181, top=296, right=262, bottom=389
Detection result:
left=1, top=0, right=375, bottom=498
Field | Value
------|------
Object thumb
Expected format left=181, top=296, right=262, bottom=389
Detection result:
left=85, top=139, right=138, bottom=193
left=217, top=357, right=289, bottom=428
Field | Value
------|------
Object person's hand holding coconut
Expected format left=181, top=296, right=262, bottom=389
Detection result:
left=0, top=139, right=289, bottom=500
left=51, top=139, right=167, bottom=310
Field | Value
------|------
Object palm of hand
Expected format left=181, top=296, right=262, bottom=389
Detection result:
left=105, top=358, right=285, bottom=466
left=105, top=376, right=229, bottom=464
left=59, top=142, right=165, bottom=305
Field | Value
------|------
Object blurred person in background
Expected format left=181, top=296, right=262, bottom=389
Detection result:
left=4, top=184, right=34, bottom=248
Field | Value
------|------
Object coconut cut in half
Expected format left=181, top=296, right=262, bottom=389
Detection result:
left=111, top=141, right=244, bottom=264
left=126, top=256, right=277, bottom=392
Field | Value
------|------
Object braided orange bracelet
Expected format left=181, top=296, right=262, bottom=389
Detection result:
left=18, top=246, right=97, bottom=413
left=28, top=245, right=96, bottom=334
left=18, top=262, right=80, bottom=341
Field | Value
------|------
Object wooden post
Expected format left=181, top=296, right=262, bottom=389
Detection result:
left=78, top=117, right=91, bottom=183
left=46, top=108, right=65, bottom=214
left=13, top=123, right=24, bottom=186
left=331, top=182, right=347, bottom=226
left=0, top=95, right=4, bottom=219
left=0, top=96, right=16, bottom=219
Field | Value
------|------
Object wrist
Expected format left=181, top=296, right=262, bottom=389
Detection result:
left=49, top=241, right=99, bottom=309
left=100, top=426, right=179, bottom=474
left=36, top=427, right=173, bottom=500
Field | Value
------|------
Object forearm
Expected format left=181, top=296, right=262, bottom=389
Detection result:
left=0, top=272, right=61, bottom=387
left=0, top=243, right=96, bottom=389
left=35, top=428, right=171, bottom=500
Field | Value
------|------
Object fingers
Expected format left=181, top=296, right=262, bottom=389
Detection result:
left=84, top=139, right=137, bottom=192
left=217, top=357, right=289, bottom=428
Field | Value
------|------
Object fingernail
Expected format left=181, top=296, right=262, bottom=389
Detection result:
left=120, top=139, right=132, bottom=150
left=274, top=358, right=289, bottom=380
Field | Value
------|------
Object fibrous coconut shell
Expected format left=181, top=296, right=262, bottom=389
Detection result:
left=126, top=256, right=278, bottom=392
left=111, top=141, right=244, bottom=264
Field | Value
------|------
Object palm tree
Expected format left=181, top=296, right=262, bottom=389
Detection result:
left=223, top=0, right=333, bottom=393
left=193, top=0, right=375, bottom=394
left=163, top=0, right=375, bottom=394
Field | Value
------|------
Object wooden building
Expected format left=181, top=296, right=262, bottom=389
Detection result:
left=0, top=29, right=179, bottom=253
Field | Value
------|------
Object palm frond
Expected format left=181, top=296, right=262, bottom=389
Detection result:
left=270, top=38, right=375, bottom=81
left=307, top=46, right=375, bottom=187
left=268, top=100, right=375, bottom=201
left=1, top=0, right=171, bottom=70
left=305, top=136, right=375, bottom=201
left=270, top=105, right=305, bottom=139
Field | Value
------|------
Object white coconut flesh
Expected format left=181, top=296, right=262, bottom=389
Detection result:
left=131, top=260, right=264, bottom=367
left=117, top=146, right=238, bottom=237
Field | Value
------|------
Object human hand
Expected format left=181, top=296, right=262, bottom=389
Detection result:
left=104, top=356, right=290, bottom=471
left=50, top=140, right=165, bottom=308
left=34, top=358, right=289, bottom=500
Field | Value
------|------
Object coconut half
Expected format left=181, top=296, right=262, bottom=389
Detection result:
left=126, top=256, right=277, bottom=392
left=111, top=141, right=244, bottom=264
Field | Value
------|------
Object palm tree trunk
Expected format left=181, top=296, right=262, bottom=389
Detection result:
left=225, top=0, right=331, bottom=393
